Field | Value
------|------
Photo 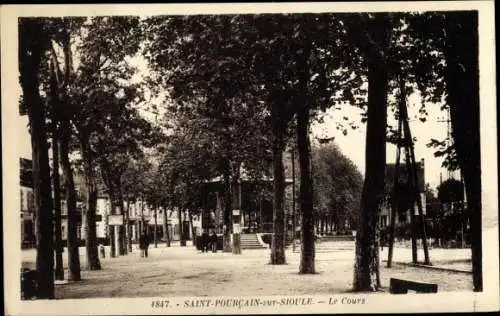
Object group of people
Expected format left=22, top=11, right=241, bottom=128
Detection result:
left=199, top=229, right=218, bottom=253
left=138, top=229, right=219, bottom=256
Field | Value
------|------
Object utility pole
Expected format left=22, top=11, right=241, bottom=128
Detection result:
left=437, top=109, right=453, bottom=179
left=387, top=106, right=403, bottom=268
left=387, top=77, right=431, bottom=266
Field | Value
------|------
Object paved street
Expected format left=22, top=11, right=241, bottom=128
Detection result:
left=22, top=241, right=473, bottom=299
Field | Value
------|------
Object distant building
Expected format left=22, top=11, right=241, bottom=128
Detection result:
left=130, top=202, right=201, bottom=242
left=20, top=157, right=203, bottom=248
left=201, top=170, right=293, bottom=234
left=20, top=158, right=35, bottom=248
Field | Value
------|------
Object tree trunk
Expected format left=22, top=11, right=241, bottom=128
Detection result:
left=134, top=220, right=139, bottom=246
left=51, top=122, right=64, bottom=280
left=178, top=207, right=186, bottom=246
left=86, top=187, right=101, bottom=268
left=126, top=198, right=132, bottom=252
left=140, top=195, right=145, bottom=236
left=114, top=225, right=121, bottom=256
left=270, top=116, right=286, bottom=264
left=188, top=211, right=196, bottom=247
left=120, top=223, right=127, bottom=255
left=222, top=162, right=232, bottom=252
left=19, top=20, right=55, bottom=297
left=444, top=11, right=482, bottom=291
left=101, top=161, right=122, bottom=257
left=154, top=206, right=158, bottom=248
left=163, top=206, right=170, bottom=247
left=80, top=138, right=101, bottom=269
left=322, top=215, right=327, bottom=234
left=231, top=179, right=242, bottom=255
left=297, top=104, right=315, bottom=274
left=59, top=120, right=81, bottom=281
left=110, top=189, right=122, bottom=256
left=353, top=52, right=389, bottom=291
left=108, top=191, right=118, bottom=258
left=117, top=183, right=127, bottom=255
left=387, top=129, right=402, bottom=268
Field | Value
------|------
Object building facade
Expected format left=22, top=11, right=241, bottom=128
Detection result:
left=379, top=159, right=426, bottom=229
left=21, top=157, right=203, bottom=248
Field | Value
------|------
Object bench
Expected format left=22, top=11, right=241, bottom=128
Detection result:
left=390, top=278, right=438, bottom=294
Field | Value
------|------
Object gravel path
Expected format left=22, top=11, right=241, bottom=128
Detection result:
left=21, top=241, right=473, bottom=299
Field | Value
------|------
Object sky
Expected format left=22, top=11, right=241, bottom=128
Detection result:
left=310, top=98, right=454, bottom=190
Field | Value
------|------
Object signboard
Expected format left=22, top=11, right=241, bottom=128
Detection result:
left=233, top=223, right=241, bottom=234
left=108, top=214, right=124, bottom=226
left=232, top=209, right=240, bottom=216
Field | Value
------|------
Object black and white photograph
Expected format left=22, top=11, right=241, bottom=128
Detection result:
left=1, top=2, right=498, bottom=315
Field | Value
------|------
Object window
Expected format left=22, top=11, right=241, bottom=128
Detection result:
left=27, top=191, right=34, bottom=212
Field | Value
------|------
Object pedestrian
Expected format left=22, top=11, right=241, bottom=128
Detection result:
left=210, top=230, right=218, bottom=253
left=139, top=232, right=150, bottom=258
left=201, top=229, right=209, bottom=253
left=99, top=243, right=106, bottom=258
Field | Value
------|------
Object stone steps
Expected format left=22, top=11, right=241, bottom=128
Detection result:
left=239, top=234, right=267, bottom=249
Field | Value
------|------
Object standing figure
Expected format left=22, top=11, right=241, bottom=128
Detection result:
left=210, top=230, right=218, bottom=253
left=139, top=232, right=150, bottom=258
left=201, top=229, right=209, bottom=253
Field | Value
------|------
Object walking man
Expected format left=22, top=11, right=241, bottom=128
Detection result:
left=139, top=231, right=150, bottom=258
left=201, top=229, right=209, bottom=253
left=210, top=230, right=218, bottom=253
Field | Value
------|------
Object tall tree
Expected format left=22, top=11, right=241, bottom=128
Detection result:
left=19, top=18, right=54, bottom=298
left=443, top=11, right=481, bottom=291
left=54, top=19, right=82, bottom=280
left=311, top=143, right=364, bottom=233
left=45, top=17, right=100, bottom=270
left=144, top=14, right=357, bottom=267
left=407, top=11, right=482, bottom=291
left=95, top=105, right=161, bottom=255
left=48, top=60, right=65, bottom=281
left=251, top=14, right=357, bottom=268
left=59, top=116, right=81, bottom=280
left=143, top=15, right=273, bottom=253
left=346, top=13, right=392, bottom=291
left=66, top=16, right=143, bottom=264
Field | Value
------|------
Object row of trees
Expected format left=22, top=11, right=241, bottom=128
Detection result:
left=19, top=17, right=164, bottom=298
left=141, top=11, right=481, bottom=290
left=19, top=10, right=481, bottom=298
left=311, top=143, right=364, bottom=234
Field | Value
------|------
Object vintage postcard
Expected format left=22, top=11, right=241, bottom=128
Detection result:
left=2, top=1, right=498, bottom=315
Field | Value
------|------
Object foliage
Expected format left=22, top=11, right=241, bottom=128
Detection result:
left=311, top=143, right=363, bottom=229
left=143, top=15, right=275, bottom=181
left=437, top=178, right=464, bottom=203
